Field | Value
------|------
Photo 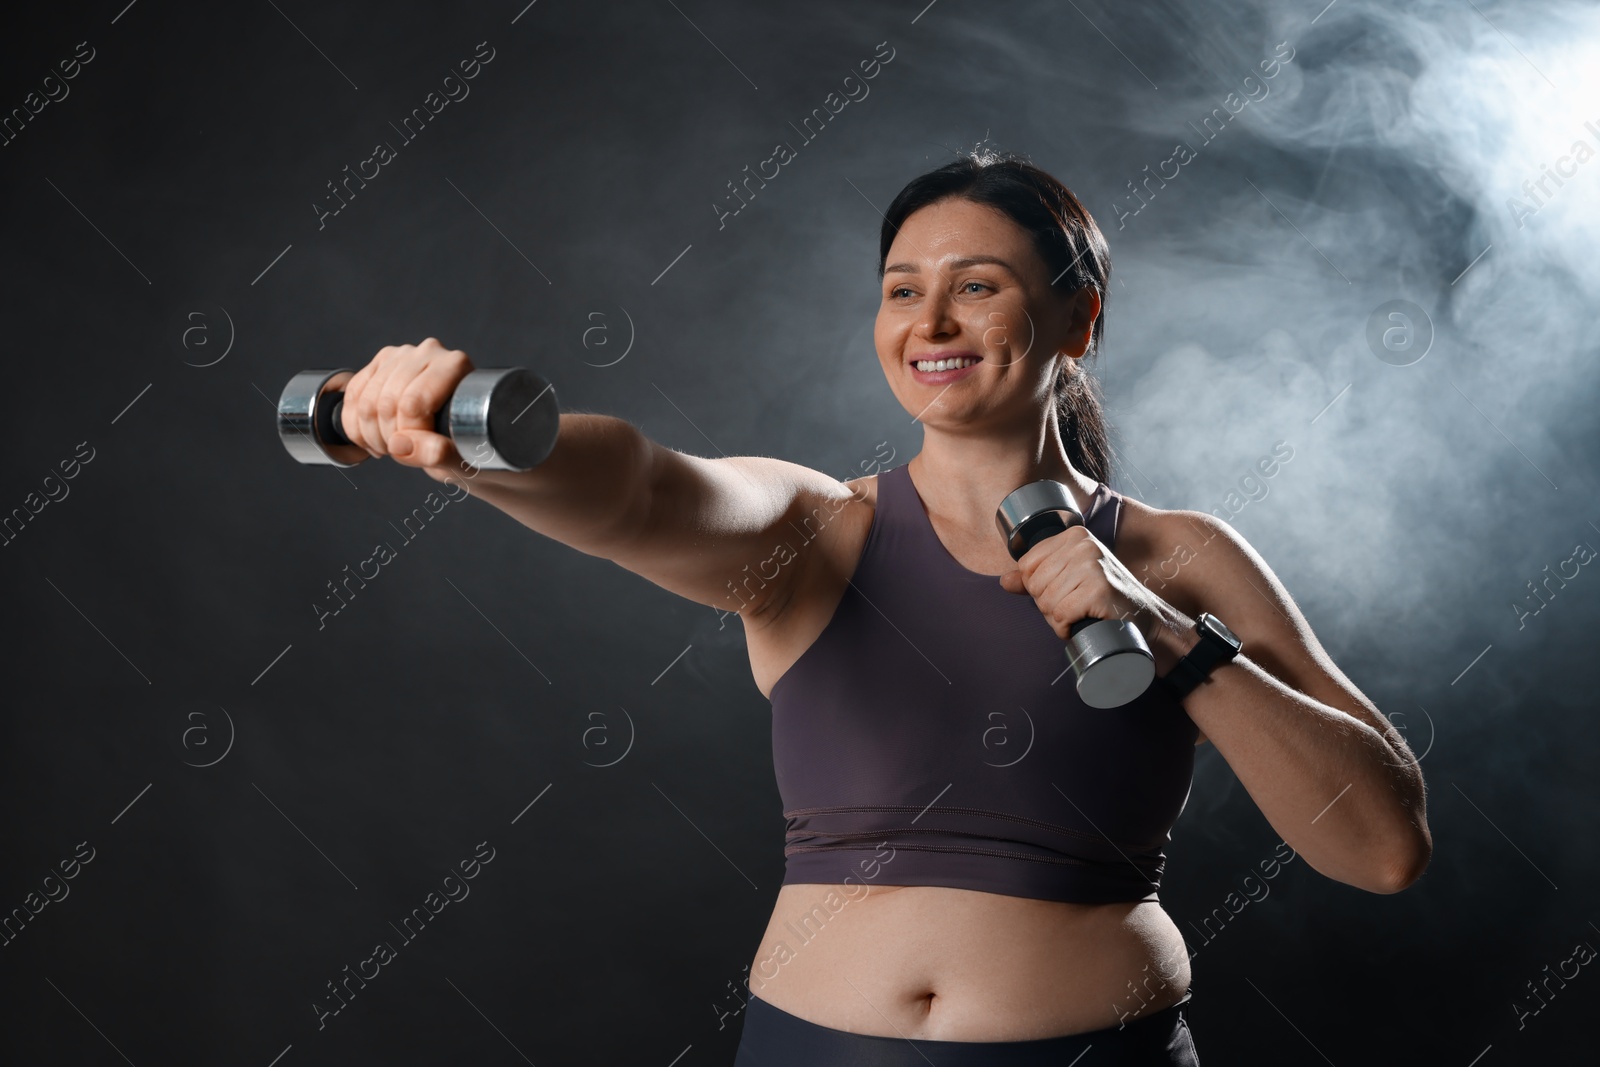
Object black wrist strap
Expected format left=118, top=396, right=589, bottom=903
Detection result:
left=1162, top=654, right=1211, bottom=699
left=1161, top=614, right=1238, bottom=699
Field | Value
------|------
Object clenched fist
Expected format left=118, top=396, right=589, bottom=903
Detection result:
left=338, top=338, right=476, bottom=479
left=997, top=522, right=1195, bottom=674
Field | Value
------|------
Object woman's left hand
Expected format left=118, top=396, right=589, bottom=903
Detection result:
left=997, top=524, right=1195, bottom=673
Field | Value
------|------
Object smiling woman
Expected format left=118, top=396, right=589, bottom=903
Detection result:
left=337, top=145, right=1428, bottom=1067
left=719, top=148, right=1429, bottom=1064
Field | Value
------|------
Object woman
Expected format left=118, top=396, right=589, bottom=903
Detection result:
left=336, top=150, right=1432, bottom=1065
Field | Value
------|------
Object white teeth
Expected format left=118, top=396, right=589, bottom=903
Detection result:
left=913, top=356, right=979, bottom=372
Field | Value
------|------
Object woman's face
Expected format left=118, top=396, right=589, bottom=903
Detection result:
left=874, top=196, right=1099, bottom=432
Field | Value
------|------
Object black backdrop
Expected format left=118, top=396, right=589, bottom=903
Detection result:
left=4, top=1, right=1598, bottom=1063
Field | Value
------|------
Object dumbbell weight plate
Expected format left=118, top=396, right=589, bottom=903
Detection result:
left=278, top=368, right=367, bottom=468
left=452, top=367, right=560, bottom=472
left=1067, top=619, right=1157, bottom=709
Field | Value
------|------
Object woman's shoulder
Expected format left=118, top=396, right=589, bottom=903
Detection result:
left=1110, top=492, right=1243, bottom=615
left=750, top=467, right=878, bottom=627
left=1113, top=492, right=1226, bottom=549
left=841, top=470, right=882, bottom=507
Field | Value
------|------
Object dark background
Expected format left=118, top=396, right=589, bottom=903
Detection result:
left=3, top=0, right=1596, bottom=1063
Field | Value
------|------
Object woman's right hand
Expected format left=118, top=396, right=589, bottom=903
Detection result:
left=339, top=337, right=475, bottom=477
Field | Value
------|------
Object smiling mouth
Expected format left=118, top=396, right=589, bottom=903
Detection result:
left=910, top=355, right=981, bottom=372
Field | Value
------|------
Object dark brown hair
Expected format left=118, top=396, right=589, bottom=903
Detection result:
left=876, top=149, right=1114, bottom=485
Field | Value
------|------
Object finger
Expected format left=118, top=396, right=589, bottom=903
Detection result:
left=371, top=345, right=427, bottom=459
left=1034, top=540, right=1104, bottom=633
left=374, top=351, right=426, bottom=458
left=1017, top=527, right=1082, bottom=592
left=1001, top=567, right=1043, bottom=595
left=339, top=353, right=385, bottom=453
left=359, top=346, right=406, bottom=458
left=377, top=337, right=455, bottom=452
left=388, top=428, right=463, bottom=471
left=1037, top=567, right=1093, bottom=638
left=1017, top=522, right=1090, bottom=570
left=387, top=346, right=471, bottom=469
left=398, top=346, right=473, bottom=428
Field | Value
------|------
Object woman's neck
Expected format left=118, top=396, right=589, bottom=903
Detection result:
left=907, top=415, right=1100, bottom=534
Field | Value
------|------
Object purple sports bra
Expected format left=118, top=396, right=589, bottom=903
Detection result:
left=767, top=461, right=1198, bottom=904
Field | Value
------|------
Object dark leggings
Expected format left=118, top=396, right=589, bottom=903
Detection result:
left=733, top=992, right=1200, bottom=1066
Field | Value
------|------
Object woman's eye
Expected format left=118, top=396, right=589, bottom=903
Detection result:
left=891, top=287, right=914, bottom=299
left=962, top=281, right=990, bottom=294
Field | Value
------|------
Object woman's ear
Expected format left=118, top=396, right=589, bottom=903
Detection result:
left=1073, top=287, right=1102, bottom=330
left=1054, top=288, right=1099, bottom=360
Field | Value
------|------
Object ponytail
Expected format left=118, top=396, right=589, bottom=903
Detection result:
left=1055, top=358, right=1112, bottom=486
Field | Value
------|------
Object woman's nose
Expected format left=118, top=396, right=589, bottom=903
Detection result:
left=916, top=288, right=958, bottom=338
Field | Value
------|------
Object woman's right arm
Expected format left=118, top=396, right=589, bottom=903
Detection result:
left=339, top=338, right=859, bottom=622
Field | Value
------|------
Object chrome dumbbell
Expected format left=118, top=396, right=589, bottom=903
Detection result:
left=995, top=480, right=1155, bottom=709
left=276, top=367, right=560, bottom=471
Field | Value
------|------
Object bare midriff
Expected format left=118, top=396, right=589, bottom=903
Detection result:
left=743, top=882, right=1190, bottom=1040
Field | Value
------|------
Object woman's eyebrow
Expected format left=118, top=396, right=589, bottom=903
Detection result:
left=883, top=255, right=1018, bottom=276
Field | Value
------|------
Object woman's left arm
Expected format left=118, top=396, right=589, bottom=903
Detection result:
left=1141, top=512, right=1432, bottom=895
left=1002, top=508, right=1432, bottom=895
